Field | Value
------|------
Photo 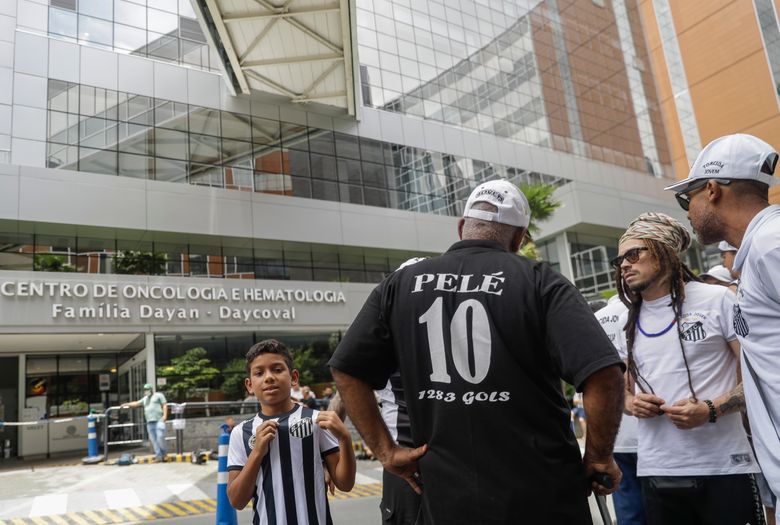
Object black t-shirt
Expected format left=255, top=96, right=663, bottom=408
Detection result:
left=329, top=240, right=623, bottom=524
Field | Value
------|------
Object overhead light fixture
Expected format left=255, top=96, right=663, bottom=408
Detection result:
left=98, top=333, right=104, bottom=336
left=86, top=346, right=93, bottom=350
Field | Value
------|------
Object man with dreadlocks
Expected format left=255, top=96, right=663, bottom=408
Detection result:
left=614, top=212, right=763, bottom=525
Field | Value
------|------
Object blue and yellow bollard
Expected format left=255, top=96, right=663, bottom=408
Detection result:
left=82, top=414, right=103, bottom=464
left=216, top=424, right=237, bottom=525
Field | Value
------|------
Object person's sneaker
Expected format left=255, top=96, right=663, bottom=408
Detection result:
left=152, top=457, right=161, bottom=463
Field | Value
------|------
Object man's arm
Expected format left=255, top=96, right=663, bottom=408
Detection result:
left=330, top=368, right=427, bottom=494
left=161, top=402, right=168, bottom=422
left=662, top=339, right=745, bottom=429
left=581, top=364, right=624, bottom=495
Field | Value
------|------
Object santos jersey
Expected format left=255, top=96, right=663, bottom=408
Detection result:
left=329, top=240, right=623, bottom=524
left=227, top=405, right=339, bottom=525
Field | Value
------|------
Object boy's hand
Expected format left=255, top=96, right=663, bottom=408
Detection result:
left=253, top=420, right=278, bottom=457
left=316, top=411, right=350, bottom=443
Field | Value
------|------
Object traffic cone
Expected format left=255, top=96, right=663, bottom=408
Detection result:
left=216, top=424, right=237, bottom=525
left=82, top=414, right=103, bottom=464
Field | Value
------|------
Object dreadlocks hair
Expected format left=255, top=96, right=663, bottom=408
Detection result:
left=616, top=239, right=701, bottom=401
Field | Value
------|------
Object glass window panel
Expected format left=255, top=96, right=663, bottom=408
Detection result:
left=122, top=95, right=154, bottom=125
left=189, top=134, right=221, bottom=164
left=189, top=163, right=224, bottom=187
left=179, top=0, right=196, bottom=18
left=308, top=129, right=335, bottom=156
left=253, top=148, right=285, bottom=174
left=80, top=119, right=118, bottom=150
left=80, top=0, right=112, bottom=19
left=224, top=166, right=253, bottom=191
left=0, top=232, right=34, bottom=271
left=286, top=151, right=310, bottom=177
left=285, top=249, right=313, bottom=281
left=79, top=15, right=113, bottom=47
left=114, top=23, right=147, bottom=53
left=148, top=8, right=179, bottom=34
left=118, top=123, right=154, bottom=155
left=359, top=137, right=384, bottom=163
left=114, top=0, right=147, bottom=28
left=290, top=175, right=311, bottom=198
left=221, top=138, right=253, bottom=164
left=334, top=132, right=360, bottom=159
left=149, top=0, right=178, bottom=14
left=361, top=161, right=385, bottom=187
left=221, top=112, right=252, bottom=141
left=154, top=157, right=187, bottom=182
left=189, top=107, right=221, bottom=136
left=312, top=248, right=339, bottom=281
left=339, top=253, right=366, bottom=283
left=179, top=17, right=205, bottom=42
left=47, top=144, right=78, bottom=169
left=147, top=32, right=179, bottom=61
left=155, top=100, right=188, bottom=130
left=311, top=179, right=339, bottom=202
left=49, top=7, right=78, bottom=39
left=337, top=158, right=362, bottom=184
left=254, top=172, right=285, bottom=195
left=223, top=245, right=254, bottom=278
left=363, top=186, right=389, bottom=207
left=251, top=117, right=280, bottom=147
left=118, top=153, right=153, bottom=179
left=48, top=80, right=76, bottom=113
left=280, top=122, right=309, bottom=151
left=310, top=153, right=336, bottom=180
left=339, top=183, right=364, bottom=205
left=48, top=111, right=76, bottom=144
left=155, top=128, right=189, bottom=159
left=78, top=147, right=117, bottom=175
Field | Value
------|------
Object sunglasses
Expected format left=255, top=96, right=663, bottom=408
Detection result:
left=674, top=178, right=731, bottom=211
left=610, top=247, right=648, bottom=269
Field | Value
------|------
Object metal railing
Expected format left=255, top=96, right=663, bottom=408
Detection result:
left=102, top=400, right=259, bottom=461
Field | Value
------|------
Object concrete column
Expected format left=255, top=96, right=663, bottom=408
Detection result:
left=145, top=333, right=156, bottom=387
left=555, top=231, right=575, bottom=283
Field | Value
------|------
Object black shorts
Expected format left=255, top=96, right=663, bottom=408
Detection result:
left=640, top=474, right=765, bottom=525
left=381, top=469, right=421, bottom=525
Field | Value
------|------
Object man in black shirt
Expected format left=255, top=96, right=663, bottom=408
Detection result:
left=329, top=179, right=624, bottom=524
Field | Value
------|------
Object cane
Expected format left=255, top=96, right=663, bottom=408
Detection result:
left=590, top=472, right=614, bottom=525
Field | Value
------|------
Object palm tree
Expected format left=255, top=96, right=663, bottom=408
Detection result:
left=517, top=182, right=562, bottom=259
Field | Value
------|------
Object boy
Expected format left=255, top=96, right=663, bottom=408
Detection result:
left=227, top=339, right=355, bottom=524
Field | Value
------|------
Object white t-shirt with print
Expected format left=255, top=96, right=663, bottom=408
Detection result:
left=617, top=281, right=758, bottom=477
left=595, top=298, right=637, bottom=453
left=733, top=204, right=780, bottom=497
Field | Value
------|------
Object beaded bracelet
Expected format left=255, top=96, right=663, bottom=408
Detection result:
left=703, top=399, right=717, bottom=423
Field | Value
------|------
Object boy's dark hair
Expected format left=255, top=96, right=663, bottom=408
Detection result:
left=245, top=339, right=294, bottom=375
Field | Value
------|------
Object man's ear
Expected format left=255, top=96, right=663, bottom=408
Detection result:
left=510, top=228, right=526, bottom=253
left=706, top=179, right=725, bottom=204
left=244, top=377, right=253, bottom=395
left=291, top=369, right=300, bottom=386
left=457, top=218, right=465, bottom=239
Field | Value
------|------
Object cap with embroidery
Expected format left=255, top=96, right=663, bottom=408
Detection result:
left=665, top=134, right=778, bottom=193
left=463, top=179, right=530, bottom=228
left=700, top=265, right=734, bottom=284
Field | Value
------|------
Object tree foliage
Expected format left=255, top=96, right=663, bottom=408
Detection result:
left=518, top=183, right=562, bottom=260
left=34, top=254, right=77, bottom=272
left=220, top=358, right=249, bottom=400
left=157, top=347, right=219, bottom=400
left=291, top=346, right=318, bottom=386
left=115, top=251, right=167, bottom=275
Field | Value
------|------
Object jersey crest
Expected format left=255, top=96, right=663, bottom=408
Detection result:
left=289, top=417, right=313, bottom=438
left=733, top=304, right=750, bottom=337
left=680, top=320, right=706, bottom=342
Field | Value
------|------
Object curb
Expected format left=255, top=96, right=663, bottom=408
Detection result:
left=0, top=484, right=383, bottom=524
left=103, top=452, right=209, bottom=466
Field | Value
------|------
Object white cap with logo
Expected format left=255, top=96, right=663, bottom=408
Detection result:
left=664, top=133, right=778, bottom=193
left=700, top=264, right=734, bottom=284
left=462, top=179, right=531, bottom=228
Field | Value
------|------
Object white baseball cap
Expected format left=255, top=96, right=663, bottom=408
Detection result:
left=717, top=240, right=737, bottom=252
left=700, top=264, right=734, bottom=284
left=664, top=134, right=778, bottom=193
left=463, top=179, right=531, bottom=228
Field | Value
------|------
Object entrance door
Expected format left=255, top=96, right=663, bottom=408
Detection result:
left=0, top=356, right=19, bottom=459
left=117, top=349, right=147, bottom=443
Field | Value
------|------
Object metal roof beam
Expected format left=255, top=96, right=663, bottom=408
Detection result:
left=245, top=69, right=299, bottom=98
left=223, top=4, right=341, bottom=23
left=238, top=17, right=278, bottom=63
left=242, top=53, right=342, bottom=68
left=252, top=0, right=342, bottom=54
left=203, top=0, right=251, bottom=94
left=292, top=91, right=347, bottom=104
left=299, top=61, right=341, bottom=98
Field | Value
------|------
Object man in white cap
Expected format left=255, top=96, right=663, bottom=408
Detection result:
left=700, top=264, right=737, bottom=291
left=329, top=179, right=625, bottom=524
left=665, top=133, right=780, bottom=503
left=718, top=241, right=739, bottom=279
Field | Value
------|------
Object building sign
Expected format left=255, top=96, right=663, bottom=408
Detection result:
left=0, top=272, right=373, bottom=331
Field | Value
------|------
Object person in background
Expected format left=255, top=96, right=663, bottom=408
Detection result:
left=699, top=264, right=737, bottom=292
left=121, top=383, right=168, bottom=463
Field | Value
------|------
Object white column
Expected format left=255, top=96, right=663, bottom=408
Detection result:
left=145, top=333, right=156, bottom=387
left=556, top=231, right=575, bottom=283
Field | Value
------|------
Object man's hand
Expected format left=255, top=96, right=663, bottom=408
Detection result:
left=631, top=393, right=665, bottom=418
left=661, top=398, right=709, bottom=429
left=316, top=411, right=350, bottom=443
left=378, top=444, right=428, bottom=495
left=583, top=454, right=622, bottom=496
left=253, top=420, right=278, bottom=458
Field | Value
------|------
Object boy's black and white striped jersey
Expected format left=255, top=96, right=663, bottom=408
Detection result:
left=227, top=405, right=339, bottom=525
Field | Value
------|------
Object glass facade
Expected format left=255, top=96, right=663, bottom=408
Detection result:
left=754, top=0, right=780, bottom=105
left=48, top=0, right=216, bottom=70
left=356, top=0, right=672, bottom=176
left=46, top=80, right=568, bottom=217
left=0, top=229, right=431, bottom=283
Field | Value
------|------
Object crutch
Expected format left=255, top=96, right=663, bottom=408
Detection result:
left=590, top=472, right=614, bottom=525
